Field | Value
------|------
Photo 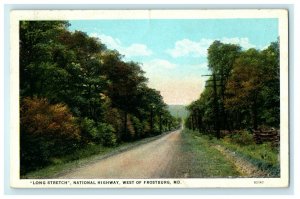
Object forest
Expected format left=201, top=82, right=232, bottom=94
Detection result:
left=185, top=40, right=280, bottom=139
left=19, top=21, right=180, bottom=175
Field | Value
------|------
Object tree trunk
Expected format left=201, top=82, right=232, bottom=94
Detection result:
left=123, top=111, right=127, bottom=138
left=197, top=110, right=202, bottom=132
left=213, top=73, right=220, bottom=139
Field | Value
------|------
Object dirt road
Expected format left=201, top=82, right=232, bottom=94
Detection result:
left=58, top=129, right=182, bottom=179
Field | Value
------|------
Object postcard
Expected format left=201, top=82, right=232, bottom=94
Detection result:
left=10, top=9, right=289, bottom=188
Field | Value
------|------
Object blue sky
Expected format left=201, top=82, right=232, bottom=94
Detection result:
left=69, top=19, right=278, bottom=105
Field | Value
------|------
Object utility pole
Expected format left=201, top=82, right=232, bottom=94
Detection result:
left=212, top=73, right=221, bottom=139
left=202, top=73, right=221, bottom=139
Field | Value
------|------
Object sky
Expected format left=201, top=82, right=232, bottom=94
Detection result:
left=69, top=19, right=278, bottom=105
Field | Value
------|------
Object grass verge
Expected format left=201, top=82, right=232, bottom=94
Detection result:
left=185, top=129, right=280, bottom=177
left=215, top=139, right=280, bottom=177
left=179, top=129, right=240, bottom=177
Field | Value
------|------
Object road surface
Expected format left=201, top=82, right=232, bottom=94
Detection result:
left=58, top=129, right=182, bottom=179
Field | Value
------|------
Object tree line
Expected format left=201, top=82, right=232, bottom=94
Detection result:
left=186, top=40, right=280, bottom=138
left=20, top=21, right=180, bottom=174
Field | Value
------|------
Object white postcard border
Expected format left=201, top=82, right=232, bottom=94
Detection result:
left=9, top=9, right=289, bottom=188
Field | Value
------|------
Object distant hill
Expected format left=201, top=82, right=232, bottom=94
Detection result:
left=167, top=105, right=189, bottom=119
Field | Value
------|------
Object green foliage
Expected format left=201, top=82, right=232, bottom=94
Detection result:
left=180, top=129, right=240, bottom=177
left=103, top=107, right=123, bottom=139
left=186, top=40, right=280, bottom=138
left=224, top=131, right=255, bottom=146
left=167, top=105, right=188, bottom=119
left=79, top=117, right=98, bottom=142
left=131, top=116, right=144, bottom=139
left=80, top=119, right=117, bottom=146
left=23, top=142, right=113, bottom=179
left=185, top=129, right=279, bottom=177
left=141, top=120, right=151, bottom=137
left=19, top=20, right=180, bottom=174
left=97, top=123, right=117, bottom=147
left=220, top=138, right=279, bottom=176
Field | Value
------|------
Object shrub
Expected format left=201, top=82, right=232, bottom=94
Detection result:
left=20, top=97, right=80, bottom=174
left=79, top=117, right=98, bottom=143
left=141, top=120, right=150, bottom=138
left=228, top=131, right=255, bottom=146
left=152, top=123, right=161, bottom=135
left=103, top=107, right=123, bottom=139
left=97, top=123, right=117, bottom=147
left=131, top=116, right=143, bottom=139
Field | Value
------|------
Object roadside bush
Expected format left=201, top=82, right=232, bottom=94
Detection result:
left=103, top=107, right=123, bottom=139
left=20, top=97, right=80, bottom=174
left=152, top=123, right=161, bottom=135
left=225, top=131, right=255, bottom=146
left=79, top=117, right=98, bottom=143
left=97, top=123, right=117, bottom=147
left=131, top=116, right=144, bottom=139
left=141, top=120, right=150, bottom=138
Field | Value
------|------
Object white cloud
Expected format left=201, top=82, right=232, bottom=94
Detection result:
left=167, top=37, right=257, bottom=58
left=221, top=37, right=256, bottom=49
left=91, top=33, right=121, bottom=50
left=90, top=33, right=152, bottom=57
left=123, top=44, right=153, bottom=57
left=142, top=59, right=177, bottom=70
left=190, top=62, right=208, bottom=70
left=166, top=39, right=211, bottom=58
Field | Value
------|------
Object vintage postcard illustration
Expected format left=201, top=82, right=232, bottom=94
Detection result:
left=10, top=9, right=289, bottom=188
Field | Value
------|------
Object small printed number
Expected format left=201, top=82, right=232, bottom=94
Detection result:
left=254, top=181, right=264, bottom=184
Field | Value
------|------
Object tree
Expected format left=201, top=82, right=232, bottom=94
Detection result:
left=56, top=30, right=108, bottom=120
left=101, top=51, right=148, bottom=139
left=20, top=21, right=70, bottom=97
left=19, top=20, right=179, bottom=174
left=20, top=97, right=80, bottom=174
left=260, top=41, right=280, bottom=127
left=186, top=87, right=215, bottom=134
left=224, top=44, right=280, bottom=130
left=207, top=41, right=241, bottom=132
left=187, top=40, right=280, bottom=137
left=225, top=48, right=264, bottom=130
